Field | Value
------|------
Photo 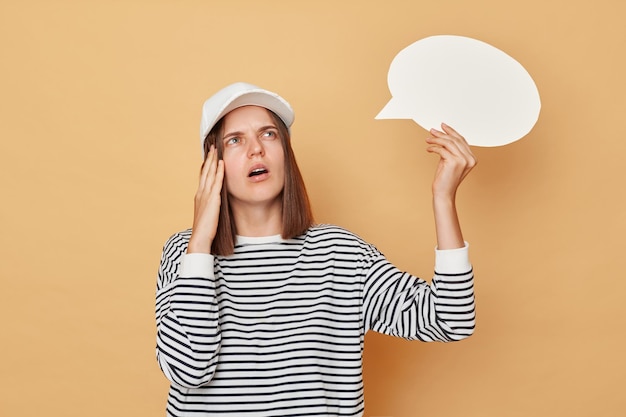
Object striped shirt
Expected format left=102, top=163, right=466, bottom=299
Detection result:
left=155, top=224, right=475, bottom=416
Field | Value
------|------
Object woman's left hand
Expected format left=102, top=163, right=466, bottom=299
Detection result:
left=426, top=123, right=477, bottom=198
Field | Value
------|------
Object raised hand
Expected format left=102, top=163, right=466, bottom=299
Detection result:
left=425, top=123, right=477, bottom=249
left=426, top=123, right=477, bottom=199
left=187, top=145, right=225, bottom=254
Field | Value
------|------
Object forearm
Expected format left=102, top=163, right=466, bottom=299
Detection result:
left=433, top=194, right=464, bottom=250
left=426, top=123, right=476, bottom=250
left=156, top=254, right=221, bottom=388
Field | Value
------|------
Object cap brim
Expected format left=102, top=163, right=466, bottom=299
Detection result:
left=201, top=89, right=294, bottom=141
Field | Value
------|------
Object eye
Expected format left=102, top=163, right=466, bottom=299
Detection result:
left=224, top=136, right=241, bottom=146
left=261, top=129, right=278, bottom=139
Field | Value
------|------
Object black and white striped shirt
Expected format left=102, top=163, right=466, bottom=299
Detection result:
left=155, top=224, right=475, bottom=416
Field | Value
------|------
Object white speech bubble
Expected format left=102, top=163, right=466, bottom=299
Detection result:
left=376, top=35, right=541, bottom=147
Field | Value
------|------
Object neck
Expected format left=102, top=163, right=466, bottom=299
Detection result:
left=230, top=199, right=283, bottom=237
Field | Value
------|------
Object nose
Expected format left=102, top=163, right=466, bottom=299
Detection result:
left=247, top=136, right=264, bottom=157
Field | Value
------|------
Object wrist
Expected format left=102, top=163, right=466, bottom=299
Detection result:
left=432, top=193, right=456, bottom=209
left=187, top=235, right=213, bottom=254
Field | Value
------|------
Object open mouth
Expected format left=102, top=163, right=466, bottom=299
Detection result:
left=248, top=166, right=269, bottom=177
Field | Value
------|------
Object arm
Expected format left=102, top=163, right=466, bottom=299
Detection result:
left=155, top=145, right=225, bottom=388
left=155, top=234, right=221, bottom=388
left=363, top=124, right=477, bottom=340
left=426, top=123, right=477, bottom=249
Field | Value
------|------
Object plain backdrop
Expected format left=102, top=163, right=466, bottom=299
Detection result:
left=1, top=1, right=625, bottom=416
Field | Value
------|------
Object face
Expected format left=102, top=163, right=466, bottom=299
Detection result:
left=220, top=105, right=285, bottom=211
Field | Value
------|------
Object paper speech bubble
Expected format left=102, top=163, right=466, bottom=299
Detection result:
left=376, top=35, right=541, bottom=147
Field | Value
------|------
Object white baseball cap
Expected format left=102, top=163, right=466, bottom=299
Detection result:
left=199, top=82, right=295, bottom=149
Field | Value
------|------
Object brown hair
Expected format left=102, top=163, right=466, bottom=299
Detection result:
left=202, top=108, right=314, bottom=256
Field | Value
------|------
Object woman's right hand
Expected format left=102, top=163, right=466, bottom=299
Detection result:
left=187, top=145, right=225, bottom=254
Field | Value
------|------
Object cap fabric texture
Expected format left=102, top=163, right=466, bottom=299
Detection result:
left=199, top=82, right=294, bottom=148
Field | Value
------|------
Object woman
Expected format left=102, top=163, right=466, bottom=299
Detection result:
left=155, top=82, right=477, bottom=416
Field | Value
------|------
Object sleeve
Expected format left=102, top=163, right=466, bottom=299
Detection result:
left=362, top=243, right=475, bottom=342
left=155, top=231, right=222, bottom=388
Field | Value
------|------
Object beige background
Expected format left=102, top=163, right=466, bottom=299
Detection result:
left=1, top=0, right=625, bottom=416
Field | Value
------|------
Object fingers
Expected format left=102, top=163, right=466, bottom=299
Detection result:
left=212, top=159, right=225, bottom=198
left=196, top=144, right=224, bottom=206
left=189, top=146, right=224, bottom=252
left=427, top=123, right=477, bottom=170
left=428, top=124, right=471, bottom=154
left=195, top=145, right=224, bottom=221
left=440, top=123, right=463, bottom=140
left=426, top=124, right=478, bottom=195
left=198, top=145, right=219, bottom=194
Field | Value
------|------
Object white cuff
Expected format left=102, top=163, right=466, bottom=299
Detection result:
left=179, top=253, right=214, bottom=278
left=434, top=242, right=471, bottom=274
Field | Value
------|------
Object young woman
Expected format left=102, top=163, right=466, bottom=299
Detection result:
left=155, top=82, right=477, bottom=416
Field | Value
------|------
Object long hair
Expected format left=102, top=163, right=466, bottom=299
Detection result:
left=202, top=108, right=314, bottom=256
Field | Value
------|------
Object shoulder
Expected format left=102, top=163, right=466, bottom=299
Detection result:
left=306, top=224, right=363, bottom=240
left=304, top=224, right=379, bottom=254
left=160, top=228, right=192, bottom=259
left=157, top=228, right=192, bottom=287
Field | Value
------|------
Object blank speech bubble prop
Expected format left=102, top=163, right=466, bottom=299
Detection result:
left=376, top=35, right=541, bottom=147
